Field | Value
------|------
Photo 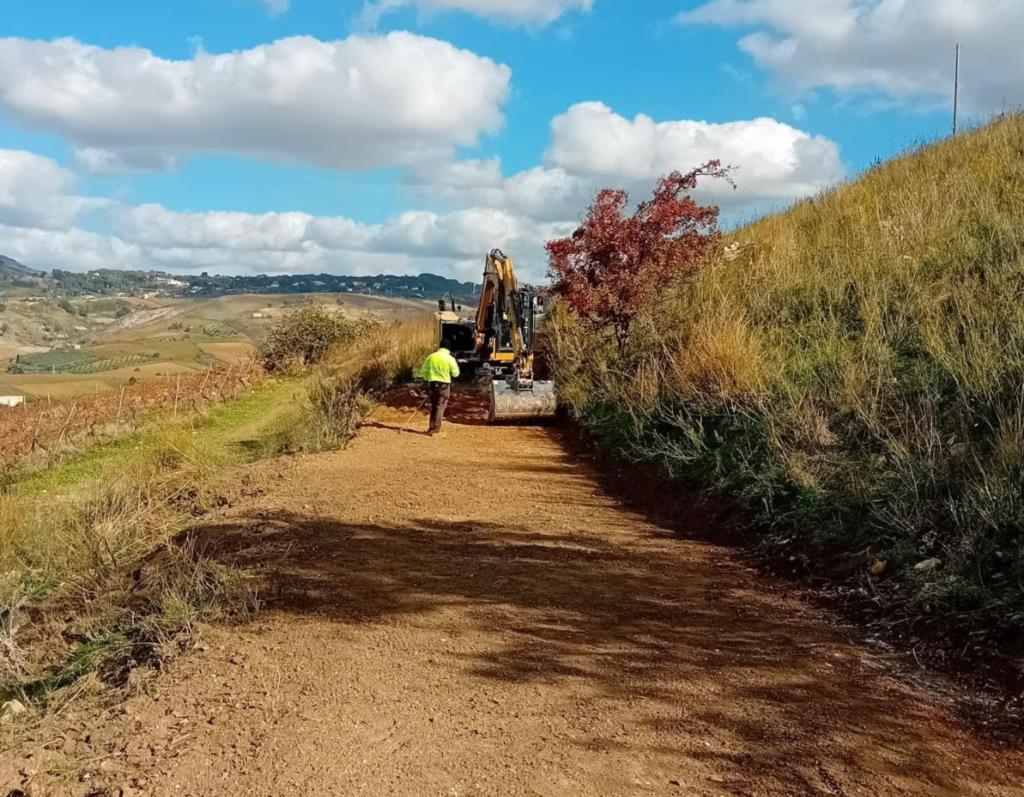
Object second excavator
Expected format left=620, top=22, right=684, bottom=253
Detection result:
left=436, top=249, right=556, bottom=422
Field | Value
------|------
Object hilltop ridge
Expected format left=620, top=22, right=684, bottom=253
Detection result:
left=0, top=259, right=479, bottom=303
left=0, top=254, right=41, bottom=284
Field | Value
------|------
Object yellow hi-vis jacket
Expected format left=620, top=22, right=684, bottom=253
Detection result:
left=418, top=348, right=461, bottom=384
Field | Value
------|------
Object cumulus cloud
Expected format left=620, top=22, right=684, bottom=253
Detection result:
left=405, top=159, right=592, bottom=222
left=358, top=0, right=592, bottom=28
left=0, top=144, right=567, bottom=282
left=408, top=102, right=844, bottom=223
left=106, top=203, right=570, bottom=278
left=678, top=0, right=1024, bottom=114
left=0, top=225, right=142, bottom=273
left=0, top=145, right=566, bottom=280
left=0, top=149, right=105, bottom=231
left=546, top=102, right=844, bottom=204
left=0, top=33, right=510, bottom=173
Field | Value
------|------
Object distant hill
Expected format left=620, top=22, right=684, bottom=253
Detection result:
left=1, top=252, right=481, bottom=302
left=0, top=254, right=41, bottom=280
left=45, top=268, right=479, bottom=303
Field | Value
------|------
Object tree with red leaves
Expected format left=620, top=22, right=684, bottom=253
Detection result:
left=546, top=162, right=732, bottom=349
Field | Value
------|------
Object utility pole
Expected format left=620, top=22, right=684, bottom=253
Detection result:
left=952, top=43, right=960, bottom=135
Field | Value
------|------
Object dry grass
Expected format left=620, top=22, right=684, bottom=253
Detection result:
left=550, top=115, right=1024, bottom=633
left=324, top=315, right=436, bottom=387
left=268, top=315, right=435, bottom=454
left=0, top=312, right=434, bottom=706
left=0, top=420, right=258, bottom=706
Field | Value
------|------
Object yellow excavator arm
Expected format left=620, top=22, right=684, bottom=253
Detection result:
left=475, top=249, right=532, bottom=379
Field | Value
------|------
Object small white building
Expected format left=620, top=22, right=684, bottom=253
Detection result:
left=0, top=396, right=25, bottom=408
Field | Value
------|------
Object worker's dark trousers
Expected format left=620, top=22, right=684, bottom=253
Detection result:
left=427, top=382, right=451, bottom=433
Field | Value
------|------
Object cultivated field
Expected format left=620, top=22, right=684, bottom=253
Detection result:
left=0, top=360, right=264, bottom=470
left=0, top=293, right=433, bottom=400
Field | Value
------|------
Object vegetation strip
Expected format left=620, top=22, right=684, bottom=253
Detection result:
left=545, top=116, right=1024, bottom=699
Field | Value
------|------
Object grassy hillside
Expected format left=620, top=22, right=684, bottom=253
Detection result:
left=549, top=116, right=1024, bottom=640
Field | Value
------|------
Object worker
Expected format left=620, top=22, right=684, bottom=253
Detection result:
left=417, top=346, right=460, bottom=435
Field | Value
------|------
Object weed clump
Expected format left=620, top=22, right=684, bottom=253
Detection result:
left=275, top=315, right=435, bottom=454
left=0, top=436, right=256, bottom=707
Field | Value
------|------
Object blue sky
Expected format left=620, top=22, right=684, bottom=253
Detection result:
left=0, top=0, right=1016, bottom=280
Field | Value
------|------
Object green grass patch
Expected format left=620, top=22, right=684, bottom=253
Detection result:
left=6, top=378, right=303, bottom=497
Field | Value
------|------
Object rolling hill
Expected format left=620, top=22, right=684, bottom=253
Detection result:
left=0, top=254, right=41, bottom=282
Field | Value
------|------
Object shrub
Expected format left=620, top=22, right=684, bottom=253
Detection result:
left=260, top=305, right=361, bottom=372
left=267, top=316, right=435, bottom=455
left=547, top=163, right=731, bottom=349
left=303, top=374, right=374, bottom=452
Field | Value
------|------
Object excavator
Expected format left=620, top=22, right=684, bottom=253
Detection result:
left=436, top=249, right=556, bottom=422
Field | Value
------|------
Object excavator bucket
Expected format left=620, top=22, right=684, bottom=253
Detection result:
left=489, top=379, right=557, bottom=423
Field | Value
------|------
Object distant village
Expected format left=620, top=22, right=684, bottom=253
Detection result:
left=45, top=268, right=481, bottom=303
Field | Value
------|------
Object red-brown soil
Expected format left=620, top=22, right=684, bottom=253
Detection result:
left=3, top=390, right=1023, bottom=795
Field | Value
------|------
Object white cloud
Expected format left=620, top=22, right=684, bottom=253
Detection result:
left=0, top=225, right=142, bottom=273
left=0, top=180, right=564, bottom=281
left=678, top=0, right=1024, bottom=115
left=0, top=145, right=563, bottom=280
left=0, top=149, right=105, bottom=231
left=373, top=207, right=572, bottom=262
left=405, top=159, right=591, bottom=222
left=261, top=0, right=290, bottom=17
left=72, top=146, right=178, bottom=176
left=545, top=102, right=844, bottom=207
left=359, top=0, right=592, bottom=28
left=409, top=102, right=844, bottom=223
left=105, top=203, right=569, bottom=279
left=0, top=33, right=510, bottom=172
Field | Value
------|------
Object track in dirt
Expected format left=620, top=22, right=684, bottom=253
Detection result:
left=4, top=388, right=1024, bottom=796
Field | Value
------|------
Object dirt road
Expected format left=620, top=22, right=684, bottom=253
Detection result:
left=5, top=390, right=1024, bottom=795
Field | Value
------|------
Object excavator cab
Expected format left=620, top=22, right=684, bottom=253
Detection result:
left=436, top=293, right=476, bottom=361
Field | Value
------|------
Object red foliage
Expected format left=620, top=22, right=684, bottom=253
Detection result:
left=546, top=162, right=732, bottom=345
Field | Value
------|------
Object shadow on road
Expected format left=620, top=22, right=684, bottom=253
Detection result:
left=180, top=505, right=1021, bottom=795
